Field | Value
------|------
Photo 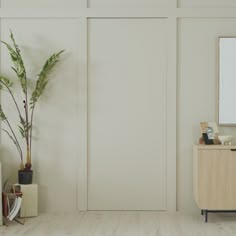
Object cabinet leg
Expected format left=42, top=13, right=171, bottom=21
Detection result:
left=204, top=210, right=208, bottom=223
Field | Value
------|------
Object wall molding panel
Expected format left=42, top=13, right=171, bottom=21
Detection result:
left=0, top=0, right=235, bottom=212
left=0, top=8, right=236, bottom=18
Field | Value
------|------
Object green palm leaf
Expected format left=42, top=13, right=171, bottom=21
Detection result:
left=18, top=116, right=31, bottom=138
left=0, top=105, right=7, bottom=121
left=1, top=31, right=27, bottom=94
left=0, top=76, right=13, bottom=89
left=18, top=125, right=25, bottom=138
left=30, top=50, right=64, bottom=108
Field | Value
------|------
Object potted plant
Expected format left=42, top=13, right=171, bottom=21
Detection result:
left=0, top=31, right=64, bottom=184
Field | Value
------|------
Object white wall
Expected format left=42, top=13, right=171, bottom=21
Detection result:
left=179, top=0, right=236, bottom=8
left=0, top=18, right=81, bottom=212
left=1, top=0, right=84, bottom=7
left=0, top=1, right=236, bottom=213
left=178, top=18, right=236, bottom=211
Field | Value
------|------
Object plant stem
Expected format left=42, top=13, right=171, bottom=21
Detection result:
left=29, top=105, right=35, bottom=158
left=0, top=80, right=23, bottom=119
left=4, top=118, right=23, bottom=161
left=2, top=128, right=22, bottom=157
left=1, top=79, right=26, bottom=170
left=24, top=77, right=31, bottom=165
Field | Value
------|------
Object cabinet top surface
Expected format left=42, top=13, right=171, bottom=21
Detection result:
left=194, top=144, right=236, bottom=150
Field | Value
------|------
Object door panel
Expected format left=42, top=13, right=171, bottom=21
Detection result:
left=88, top=18, right=167, bottom=210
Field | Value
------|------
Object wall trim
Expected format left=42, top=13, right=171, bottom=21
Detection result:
left=0, top=8, right=236, bottom=18
left=167, top=16, right=177, bottom=212
left=77, top=18, right=88, bottom=211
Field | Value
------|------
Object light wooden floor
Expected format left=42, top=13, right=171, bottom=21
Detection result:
left=1, top=211, right=236, bottom=236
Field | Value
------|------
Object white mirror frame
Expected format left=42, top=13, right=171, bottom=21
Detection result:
left=218, top=37, right=236, bottom=126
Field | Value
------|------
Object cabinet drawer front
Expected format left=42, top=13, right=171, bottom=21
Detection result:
left=196, top=149, right=236, bottom=210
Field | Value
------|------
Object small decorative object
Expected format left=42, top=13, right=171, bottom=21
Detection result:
left=2, top=182, right=24, bottom=225
left=199, top=136, right=205, bottom=144
left=218, top=135, right=233, bottom=145
left=200, top=122, right=220, bottom=145
left=0, top=31, right=64, bottom=184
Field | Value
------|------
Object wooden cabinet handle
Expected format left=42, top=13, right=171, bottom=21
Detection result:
left=230, top=149, right=236, bottom=151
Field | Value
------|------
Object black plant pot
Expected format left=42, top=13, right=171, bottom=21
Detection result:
left=18, top=170, right=33, bottom=184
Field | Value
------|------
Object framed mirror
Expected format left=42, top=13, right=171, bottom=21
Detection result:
left=218, top=37, right=236, bottom=125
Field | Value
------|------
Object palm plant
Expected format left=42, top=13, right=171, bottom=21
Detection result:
left=0, top=31, right=64, bottom=171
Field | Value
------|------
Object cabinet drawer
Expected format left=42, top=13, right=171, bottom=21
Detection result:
left=194, top=148, right=236, bottom=210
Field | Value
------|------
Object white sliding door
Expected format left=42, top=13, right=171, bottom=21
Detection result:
left=88, top=18, right=167, bottom=210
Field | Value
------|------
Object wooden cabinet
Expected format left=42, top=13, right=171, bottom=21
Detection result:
left=193, top=145, right=236, bottom=222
